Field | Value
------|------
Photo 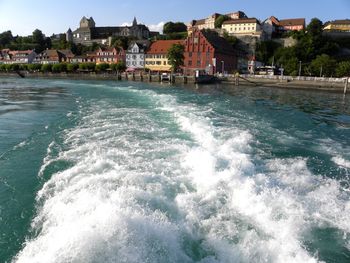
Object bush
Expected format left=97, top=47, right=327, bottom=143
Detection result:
left=41, top=63, right=52, bottom=72
left=95, top=63, right=110, bottom=72
left=336, top=61, right=350, bottom=77
left=79, top=62, right=96, bottom=71
left=67, top=63, right=79, bottom=72
left=0, top=64, right=6, bottom=71
left=28, top=64, right=42, bottom=72
left=52, top=63, right=67, bottom=73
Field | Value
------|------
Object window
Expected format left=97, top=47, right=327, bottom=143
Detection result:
left=197, top=60, right=201, bottom=66
left=197, top=52, right=201, bottom=57
left=188, top=60, right=192, bottom=66
left=163, top=61, right=166, bottom=65
left=189, top=52, right=192, bottom=57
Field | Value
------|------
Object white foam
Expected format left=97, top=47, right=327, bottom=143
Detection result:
left=14, top=88, right=349, bottom=263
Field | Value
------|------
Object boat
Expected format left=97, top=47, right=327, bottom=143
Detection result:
left=194, top=70, right=216, bottom=84
left=161, top=73, right=170, bottom=82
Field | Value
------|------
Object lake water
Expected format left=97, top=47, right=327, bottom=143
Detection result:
left=0, top=78, right=349, bottom=263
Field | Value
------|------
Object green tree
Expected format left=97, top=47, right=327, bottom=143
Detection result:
left=335, top=61, right=350, bottom=77
left=223, top=31, right=238, bottom=48
left=275, top=47, right=299, bottom=76
left=41, top=63, right=52, bottom=72
left=167, top=43, right=184, bottom=72
left=163, top=22, right=187, bottom=34
left=0, top=30, right=13, bottom=48
left=256, top=40, right=282, bottom=64
left=95, top=63, right=110, bottom=72
left=215, top=15, right=230, bottom=28
left=32, top=29, right=47, bottom=53
left=67, top=63, right=79, bottom=72
left=309, top=54, right=337, bottom=77
left=307, top=18, right=323, bottom=37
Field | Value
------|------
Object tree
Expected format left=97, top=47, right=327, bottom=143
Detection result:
left=167, top=43, right=184, bottom=72
left=223, top=31, right=238, bottom=48
left=309, top=54, right=337, bottom=77
left=307, top=18, right=323, bottom=37
left=215, top=15, right=230, bottom=28
left=335, top=61, right=350, bottom=77
left=95, top=63, right=110, bottom=72
left=41, top=64, right=52, bottom=72
left=163, top=22, right=187, bottom=34
left=32, top=29, right=47, bottom=53
left=67, top=63, right=79, bottom=72
left=256, top=40, right=281, bottom=64
left=0, top=31, right=13, bottom=48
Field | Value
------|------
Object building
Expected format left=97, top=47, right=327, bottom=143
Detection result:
left=279, top=18, right=305, bottom=32
left=324, top=19, right=350, bottom=32
left=0, top=49, right=11, bottom=63
left=7, top=50, right=37, bottom=64
left=126, top=42, right=148, bottom=70
left=34, top=49, right=74, bottom=64
left=262, top=16, right=280, bottom=39
left=183, top=29, right=237, bottom=75
left=188, top=11, right=247, bottom=32
left=145, top=40, right=183, bottom=72
left=70, top=17, right=153, bottom=46
left=222, top=18, right=262, bottom=37
left=95, top=47, right=125, bottom=64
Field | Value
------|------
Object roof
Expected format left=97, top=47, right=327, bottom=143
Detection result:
left=146, top=40, right=184, bottom=54
left=200, top=30, right=235, bottom=55
left=58, top=49, right=75, bottom=58
left=326, top=19, right=350, bottom=25
left=223, top=18, right=260, bottom=25
left=279, top=18, right=305, bottom=27
left=40, top=49, right=60, bottom=57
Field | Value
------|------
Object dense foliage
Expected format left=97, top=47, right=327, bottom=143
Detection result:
left=0, top=62, right=126, bottom=73
left=215, top=15, right=230, bottom=29
left=256, top=18, right=350, bottom=77
left=167, top=43, right=184, bottom=72
left=163, top=22, right=187, bottom=34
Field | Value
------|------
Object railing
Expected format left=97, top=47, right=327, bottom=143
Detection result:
left=236, top=74, right=349, bottom=83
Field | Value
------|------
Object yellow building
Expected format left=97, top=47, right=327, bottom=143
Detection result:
left=145, top=40, right=183, bottom=72
left=222, top=18, right=262, bottom=36
left=324, top=20, right=350, bottom=32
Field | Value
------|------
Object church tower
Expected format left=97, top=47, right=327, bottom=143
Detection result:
left=66, top=28, right=73, bottom=42
left=132, top=17, right=138, bottom=27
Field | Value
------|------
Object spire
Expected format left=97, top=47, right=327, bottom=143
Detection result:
left=132, top=17, right=138, bottom=27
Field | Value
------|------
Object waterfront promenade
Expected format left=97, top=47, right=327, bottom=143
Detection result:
left=0, top=71, right=348, bottom=93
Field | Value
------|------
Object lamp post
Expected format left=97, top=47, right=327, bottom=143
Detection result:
left=320, top=65, right=323, bottom=77
left=298, top=61, right=302, bottom=78
left=221, top=60, right=224, bottom=75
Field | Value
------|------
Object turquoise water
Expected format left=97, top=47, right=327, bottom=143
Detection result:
left=0, top=78, right=349, bottom=263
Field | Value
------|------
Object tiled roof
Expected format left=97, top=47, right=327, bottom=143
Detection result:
left=279, top=18, right=305, bottom=26
left=327, top=19, right=350, bottom=25
left=223, top=18, right=260, bottom=25
left=146, top=40, right=184, bottom=54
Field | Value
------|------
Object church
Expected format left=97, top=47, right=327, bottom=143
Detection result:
left=67, top=17, right=154, bottom=46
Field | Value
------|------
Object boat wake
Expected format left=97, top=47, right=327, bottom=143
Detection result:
left=14, top=87, right=349, bottom=263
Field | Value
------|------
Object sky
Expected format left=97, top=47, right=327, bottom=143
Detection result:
left=0, top=0, right=349, bottom=36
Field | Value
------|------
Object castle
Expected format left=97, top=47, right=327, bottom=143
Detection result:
left=67, top=17, right=153, bottom=46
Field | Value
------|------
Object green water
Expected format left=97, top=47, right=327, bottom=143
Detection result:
left=0, top=78, right=349, bottom=263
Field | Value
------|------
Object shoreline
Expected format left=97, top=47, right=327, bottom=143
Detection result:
left=0, top=72, right=347, bottom=93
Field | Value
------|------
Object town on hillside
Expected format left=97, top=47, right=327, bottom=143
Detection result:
left=0, top=12, right=350, bottom=78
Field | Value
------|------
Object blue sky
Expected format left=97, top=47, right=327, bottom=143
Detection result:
left=0, top=0, right=349, bottom=36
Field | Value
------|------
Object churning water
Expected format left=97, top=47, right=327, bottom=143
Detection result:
left=0, top=78, right=349, bottom=263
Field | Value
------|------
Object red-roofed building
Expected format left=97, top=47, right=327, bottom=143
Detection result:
left=279, top=18, right=305, bottom=32
left=145, top=40, right=183, bottom=72
left=183, top=30, right=237, bottom=75
left=6, top=50, right=37, bottom=64
left=95, top=47, right=125, bottom=64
